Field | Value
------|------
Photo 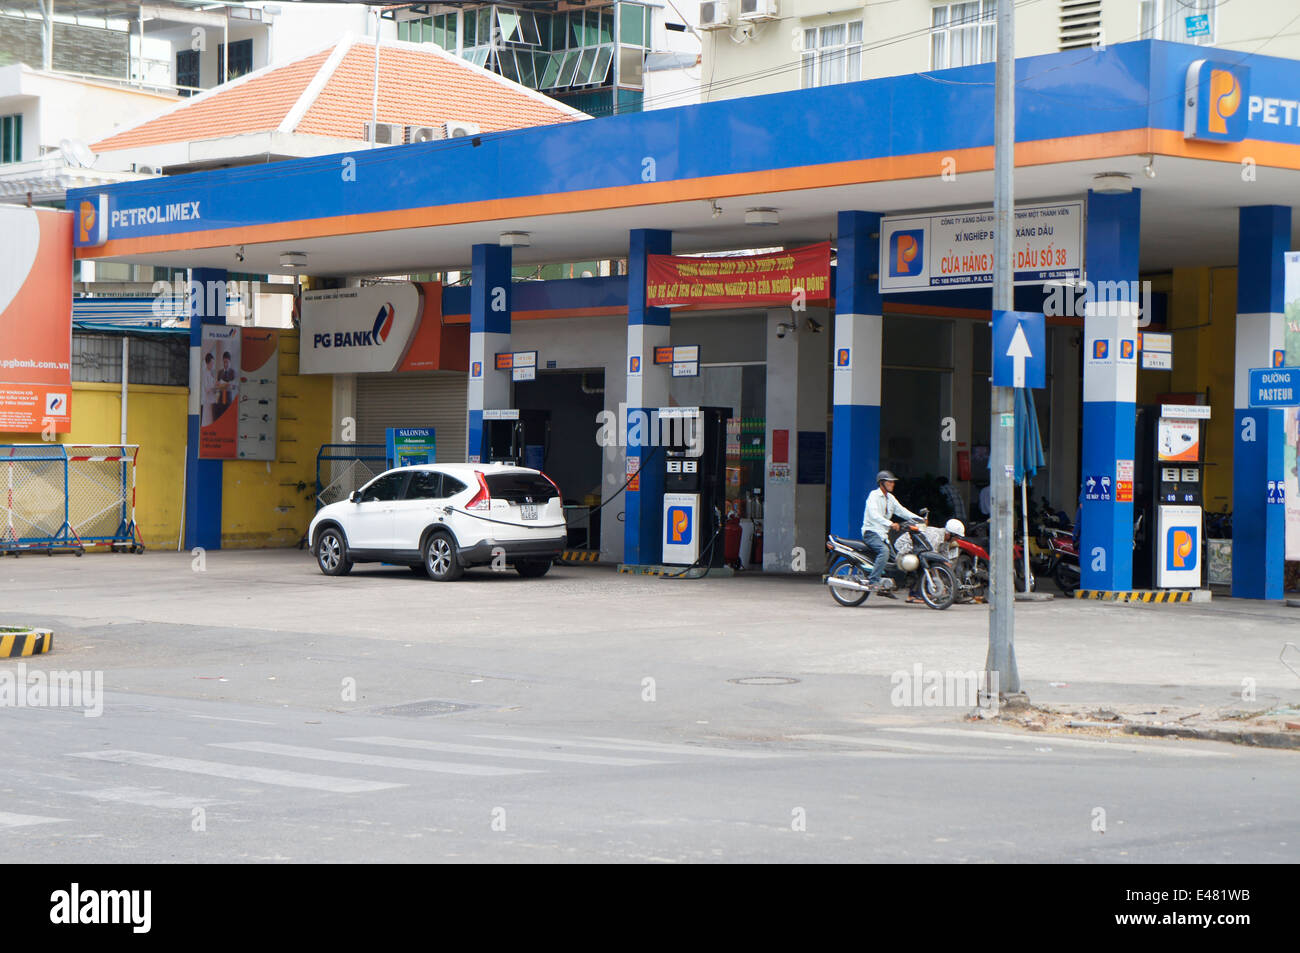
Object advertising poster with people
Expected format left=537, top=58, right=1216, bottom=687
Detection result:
left=0, top=206, right=73, bottom=433
left=199, top=325, right=241, bottom=459
left=1285, top=252, right=1300, bottom=561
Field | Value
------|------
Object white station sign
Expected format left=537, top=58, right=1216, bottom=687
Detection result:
left=879, top=201, right=1084, bottom=292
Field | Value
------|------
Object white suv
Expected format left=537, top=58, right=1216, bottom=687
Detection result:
left=309, top=463, right=567, bottom=581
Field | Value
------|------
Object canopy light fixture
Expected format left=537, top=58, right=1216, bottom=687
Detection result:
left=1142, top=154, right=1157, bottom=179
left=499, top=231, right=531, bottom=247
left=1091, top=172, right=1133, bottom=194
left=279, top=251, right=307, bottom=269
left=744, top=207, right=780, bottom=226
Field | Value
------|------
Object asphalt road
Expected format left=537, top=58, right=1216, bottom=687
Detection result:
left=1, top=551, right=1297, bottom=863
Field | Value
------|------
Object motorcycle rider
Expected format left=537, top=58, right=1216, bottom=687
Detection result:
left=861, top=470, right=925, bottom=591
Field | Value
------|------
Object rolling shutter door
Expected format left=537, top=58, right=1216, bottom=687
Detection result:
left=355, top=371, right=468, bottom=462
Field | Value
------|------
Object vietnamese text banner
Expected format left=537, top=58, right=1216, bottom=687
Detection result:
left=646, top=242, right=831, bottom=307
left=879, top=202, right=1083, bottom=293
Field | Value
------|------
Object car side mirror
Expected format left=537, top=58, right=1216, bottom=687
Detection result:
left=349, top=490, right=362, bottom=503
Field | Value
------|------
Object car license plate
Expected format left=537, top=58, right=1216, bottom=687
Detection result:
left=520, top=504, right=538, bottom=520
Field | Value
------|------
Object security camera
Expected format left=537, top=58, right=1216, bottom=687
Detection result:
left=806, top=317, right=823, bottom=333
left=776, top=322, right=795, bottom=338
left=235, top=245, right=245, bottom=264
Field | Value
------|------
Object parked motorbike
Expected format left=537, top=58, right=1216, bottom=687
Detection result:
left=959, top=520, right=1034, bottom=599
left=824, top=514, right=957, bottom=610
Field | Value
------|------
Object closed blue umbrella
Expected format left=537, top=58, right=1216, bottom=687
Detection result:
left=1014, top=386, right=1045, bottom=484
left=1013, top=386, right=1045, bottom=590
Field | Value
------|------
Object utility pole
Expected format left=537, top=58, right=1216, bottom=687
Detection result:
left=986, top=0, right=1021, bottom=697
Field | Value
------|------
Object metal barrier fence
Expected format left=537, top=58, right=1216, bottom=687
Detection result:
left=314, top=444, right=387, bottom=511
left=1, top=445, right=143, bottom=555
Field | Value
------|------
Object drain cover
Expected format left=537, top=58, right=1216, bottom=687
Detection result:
left=728, top=676, right=800, bottom=686
left=368, top=699, right=477, bottom=717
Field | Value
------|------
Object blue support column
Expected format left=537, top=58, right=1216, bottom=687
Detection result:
left=467, top=243, right=512, bottom=462
left=1232, top=205, right=1291, bottom=599
left=831, top=210, right=882, bottom=540
left=184, top=267, right=226, bottom=551
left=1080, top=190, right=1141, bottom=591
left=624, top=228, right=671, bottom=566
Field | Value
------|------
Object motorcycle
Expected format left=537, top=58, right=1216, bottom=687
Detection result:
left=1047, top=530, right=1080, bottom=596
left=824, top=514, right=958, bottom=610
left=957, top=520, right=1034, bottom=601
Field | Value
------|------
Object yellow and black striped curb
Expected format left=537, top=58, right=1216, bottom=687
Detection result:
left=1074, top=590, right=1199, bottom=603
left=618, top=564, right=668, bottom=576
left=559, top=550, right=600, bottom=563
left=0, top=628, right=53, bottom=658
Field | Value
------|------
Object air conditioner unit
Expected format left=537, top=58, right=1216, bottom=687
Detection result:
left=443, top=120, right=481, bottom=139
left=407, top=125, right=444, bottom=143
left=738, top=0, right=777, bottom=22
left=699, top=1, right=732, bottom=30
left=363, top=122, right=404, bottom=145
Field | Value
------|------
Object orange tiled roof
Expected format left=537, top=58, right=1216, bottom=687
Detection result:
left=92, top=37, right=581, bottom=153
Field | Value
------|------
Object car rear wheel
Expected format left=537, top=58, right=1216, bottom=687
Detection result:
left=514, top=558, right=552, bottom=578
left=316, top=528, right=352, bottom=576
left=423, top=532, right=463, bottom=581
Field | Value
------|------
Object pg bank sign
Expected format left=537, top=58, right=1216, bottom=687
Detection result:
left=1184, top=60, right=1249, bottom=142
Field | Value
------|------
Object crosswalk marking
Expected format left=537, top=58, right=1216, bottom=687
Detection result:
left=475, top=733, right=778, bottom=759
left=342, top=736, right=667, bottom=767
left=0, top=811, right=66, bottom=829
left=880, top=727, right=1227, bottom=758
left=68, top=750, right=405, bottom=792
left=792, top=733, right=981, bottom=755
left=70, top=787, right=223, bottom=809
left=211, top=741, right=537, bottom=777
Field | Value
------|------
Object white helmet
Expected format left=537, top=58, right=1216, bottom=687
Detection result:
left=945, top=519, right=966, bottom=538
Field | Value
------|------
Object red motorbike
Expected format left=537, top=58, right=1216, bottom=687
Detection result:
left=952, top=524, right=1033, bottom=603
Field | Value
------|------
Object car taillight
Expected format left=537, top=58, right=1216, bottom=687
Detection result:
left=541, top=472, right=561, bottom=501
left=467, top=471, right=491, bottom=511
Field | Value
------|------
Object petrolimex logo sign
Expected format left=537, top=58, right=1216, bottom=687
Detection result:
left=77, top=194, right=107, bottom=247
left=1166, top=524, right=1198, bottom=572
left=1184, top=60, right=1248, bottom=142
left=889, top=230, right=924, bottom=278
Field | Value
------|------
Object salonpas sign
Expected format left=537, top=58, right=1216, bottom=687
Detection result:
left=879, top=201, right=1083, bottom=292
left=301, top=282, right=450, bottom=374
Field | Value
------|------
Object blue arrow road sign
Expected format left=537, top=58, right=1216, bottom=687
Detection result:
left=992, top=310, right=1046, bottom=389
left=1249, top=366, right=1300, bottom=407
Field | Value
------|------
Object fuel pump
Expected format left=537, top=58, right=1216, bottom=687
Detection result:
left=482, top=409, right=550, bottom=466
left=661, top=406, right=730, bottom=567
left=1135, top=404, right=1206, bottom=589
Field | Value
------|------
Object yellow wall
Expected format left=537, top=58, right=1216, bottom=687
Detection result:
left=0, top=382, right=189, bottom=549
left=1155, top=267, right=1237, bottom=511
left=220, top=330, right=333, bottom=548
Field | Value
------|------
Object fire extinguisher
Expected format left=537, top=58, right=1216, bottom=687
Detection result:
left=724, top=513, right=742, bottom=565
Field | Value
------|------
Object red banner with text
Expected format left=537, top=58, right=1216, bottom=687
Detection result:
left=646, top=242, right=832, bottom=308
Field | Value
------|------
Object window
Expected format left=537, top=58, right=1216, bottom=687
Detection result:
left=930, top=1, right=995, bottom=70
left=216, top=38, right=253, bottom=82
left=1, top=114, right=22, bottom=164
left=405, top=471, right=444, bottom=500
left=1139, top=0, right=1216, bottom=45
left=484, top=472, right=558, bottom=503
left=443, top=475, right=467, bottom=496
left=800, top=20, right=862, bottom=88
left=176, top=49, right=199, bottom=93
left=361, top=472, right=408, bottom=503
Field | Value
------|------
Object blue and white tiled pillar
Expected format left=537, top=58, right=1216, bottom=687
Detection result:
left=1080, top=189, right=1141, bottom=591
left=830, top=210, right=882, bottom=540
left=624, top=228, right=671, bottom=566
left=467, top=243, right=512, bottom=462
left=184, top=267, right=225, bottom=550
left=1232, top=205, right=1291, bottom=599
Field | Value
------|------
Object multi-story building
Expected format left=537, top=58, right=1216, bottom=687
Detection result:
left=698, top=0, right=1298, bottom=101
left=386, top=2, right=703, bottom=113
